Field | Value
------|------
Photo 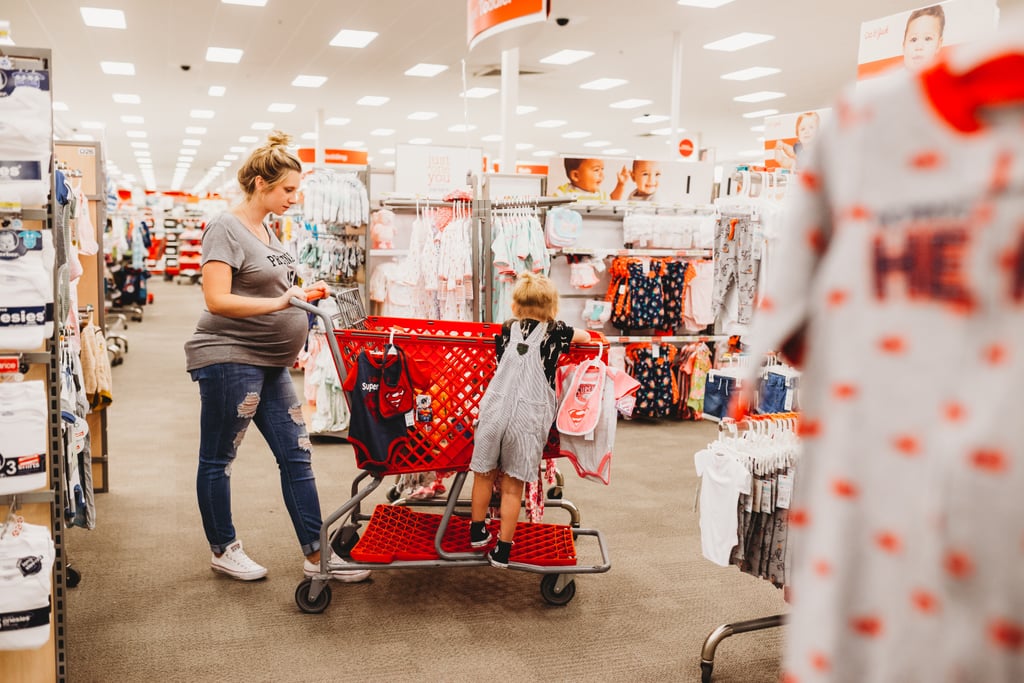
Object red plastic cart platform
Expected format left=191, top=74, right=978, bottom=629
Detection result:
left=290, top=301, right=612, bottom=613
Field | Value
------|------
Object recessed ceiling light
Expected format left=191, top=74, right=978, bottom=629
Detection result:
left=462, top=87, right=499, bottom=99
left=371, top=128, right=396, bottom=136
left=251, top=121, right=274, bottom=130
left=405, top=63, right=448, bottom=77
left=408, top=111, right=438, bottom=121
left=610, top=98, right=653, bottom=109
left=179, top=149, right=198, bottom=156
left=224, top=154, right=240, bottom=161
left=704, top=32, right=774, bottom=52
left=580, top=78, right=627, bottom=91
left=52, top=101, right=69, bottom=111
left=325, top=117, right=350, bottom=126
left=182, top=139, right=201, bottom=146
left=239, top=135, right=258, bottom=143
left=190, top=109, right=215, bottom=119
left=562, top=131, right=591, bottom=139
left=721, top=66, right=781, bottom=81
left=80, top=8, right=126, bottom=29
left=449, top=124, right=477, bottom=132
left=130, top=142, right=149, bottom=149
left=750, top=125, right=766, bottom=132
left=100, top=61, right=135, bottom=75
left=604, top=148, right=629, bottom=155
left=222, top=0, right=268, bottom=6
left=583, top=140, right=612, bottom=148
left=734, top=91, right=786, bottom=103
left=126, top=130, right=147, bottom=138
left=632, top=114, right=670, bottom=124
left=268, top=102, right=296, bottom=113
left=185, top=127, right=207, bottom=135
left=297, top=132, right=316, bottom=141
left=380, top=148, right=395, bottom=155
left=677, top=0, right=735, bottom=7
left=742, top=108, right=779, bottom=118
left=229, top=146, right=247, bottom=153
left=133, top=149, right=150, bottom=156
left=539, top=49, right=594, bottom=65
left=481, top=134, right=502, bottom=142
left=292, top=74, right=327, bottom=88
left=357, top=95, right=389, bottom=106
left=80, top=121, right=105, bottom=130
left=342, top=140, right=366, bottom=148
left=516, top=143, right=534, bottom=150
left=516, top=105, right=537, bottom=115
left=112, top=93, right=141, bottom=104
left=205, top=47, right=244, bottom=63
left=208, top=86, right=226, bottom=97
left=121, top=115, right=144, bottom=124
left=329, top=29, right=378, bottom=48
left=650, top=128, right=675, bottom=136
left=216, top=161, right=232, bottom=167
left=532, top=150, right=557, bottom=158
left=535, top=120, right=567, bottom=129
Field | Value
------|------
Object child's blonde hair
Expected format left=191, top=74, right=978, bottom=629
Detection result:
left=511, top=272, right=559, bottom=321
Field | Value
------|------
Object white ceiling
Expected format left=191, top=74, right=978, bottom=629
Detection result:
left=3, top=0, right=1013, bottom=194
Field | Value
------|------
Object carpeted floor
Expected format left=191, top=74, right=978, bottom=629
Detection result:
left=64, top=278, right=786, bottom=683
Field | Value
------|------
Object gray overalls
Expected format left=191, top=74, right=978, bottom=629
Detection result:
left=469, top=320, right=557, bottom=483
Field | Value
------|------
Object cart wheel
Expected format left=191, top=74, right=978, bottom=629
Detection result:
left=164, top=273, right=173, bottom=282
left=330, top=527, right=360, bottom=558
left=295, top=578, right=332, bottom=614
left=547, top=486, right=563, bottom=500
left=539, top=574, right=576, bottom=606
left=66, top=564, right=82, bottom=589
left=386, top=485, right=401, bottom=503
left=700, top=661, right=713, bottom=683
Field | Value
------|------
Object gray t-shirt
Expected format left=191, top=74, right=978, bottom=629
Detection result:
left=184, top=212, right=308, bottom=371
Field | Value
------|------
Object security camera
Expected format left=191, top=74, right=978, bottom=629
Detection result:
left=555, top=17, right=569, bottom=26
left=180, top=64, right=191, bottom=72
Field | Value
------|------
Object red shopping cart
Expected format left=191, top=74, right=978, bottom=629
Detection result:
left=290, top=300, right=611, bottom=613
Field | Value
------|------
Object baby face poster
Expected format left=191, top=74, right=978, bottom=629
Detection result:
left=763, top=108, right=832, bottom=171
left=548, top=156, right=713, bottom=204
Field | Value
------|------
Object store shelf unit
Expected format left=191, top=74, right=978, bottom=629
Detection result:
left=0, top=45, right=70, bottom=683
left=54, top=140, right=109, bottom=493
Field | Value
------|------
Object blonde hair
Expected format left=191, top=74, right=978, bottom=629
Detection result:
left=236, top=130, right=302, bottom=197
left=511, top=272, right=559, bottom=321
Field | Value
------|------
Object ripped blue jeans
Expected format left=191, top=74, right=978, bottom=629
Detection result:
left=190, top=363, right=322, bottom=555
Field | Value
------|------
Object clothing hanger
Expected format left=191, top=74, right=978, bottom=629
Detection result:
left=0, top=496, right=19, bottom=540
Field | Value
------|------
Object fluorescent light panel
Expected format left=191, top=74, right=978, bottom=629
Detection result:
left=532, top=150, right=557, bottom=158
left=324, top=117, right=350, bottom=126
left=190, top=109, right=215, bottom=119
left=329, top=29, right=378, bottom=48
left=535, top=120, right=567, bottom=128
left=721, top=66, right=780, bottom=81
left=610, top=98, right=652, bottom=109
left=516, top=105, right=537, bottom=115
left=292, top=74, right=327, bottom=88
left=580, top=78, right=627, bottom=90
left=562, top=131, right=590, bottom=139
left=238, top=135, right=258, bottom=143
left=371, top=128, right=395, bottom=136
left=121, top=115, right=144, bottom=124
left=208, top=86, right=226, bottom=97
left=734, top=91, right=785, bottom=103
left=405, top=63, right=447, bottom=77
left=704, top=32, right=774, bottom=52
left=540, top=49, right=593, bottom=65
left=583, top=140, right=612, bottom=147
left=251, top=121, right=274, bottom=130
left=604, top=148, right=628, bottom=155
left=742, top=108, right=779, bottom=118
left=462, top=87, right=498, bottom=99
left=80, top=8, right=126, bottom=29
left=268, top=102, right=296, bottom=112
left=448, top=124, right=477, bottom=132
left=100, top=61, right=135, bottom=75
left=112, top=93, right=141, bottom=104
left=205, top=47, right=244, bottom=63
left=182, top=139, right=201, bottom=146
left=408, top=111, right=438, bottom=120
left=126, top=130, right=147, bottom=138
left=186, top=126, right=207, bottom=135
left=356, top=95, right=389, bottom=106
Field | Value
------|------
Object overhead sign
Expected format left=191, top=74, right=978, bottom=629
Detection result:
left=467, top=0, right=549, bottom=50
left=678, top=138, right=695, bottom=158
left=395, top=144, right=483, bottom=196
left=297, top=148, right=369, bottom=166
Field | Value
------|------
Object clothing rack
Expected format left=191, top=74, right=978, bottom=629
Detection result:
left=697, top=412, right=797, bottom=683
left=554, top=247, right=713, bottom=259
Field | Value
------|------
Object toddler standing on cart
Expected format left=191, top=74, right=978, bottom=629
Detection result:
left=468, top=273, right=590, bottom=567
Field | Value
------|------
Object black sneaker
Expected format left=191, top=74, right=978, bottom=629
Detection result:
left=469, top=521, right=493, bottom=549
left=488, top=540, right=513, bottom=568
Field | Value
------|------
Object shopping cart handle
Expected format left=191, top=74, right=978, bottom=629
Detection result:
left=290, top=296, right=333, bottom=330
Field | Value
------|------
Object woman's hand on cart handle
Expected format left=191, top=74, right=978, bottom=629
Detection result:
left=280, top=285, right=308, bottom=310
left=304, top=280, right=330, bottom=302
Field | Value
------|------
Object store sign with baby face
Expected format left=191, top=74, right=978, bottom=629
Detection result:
left=856, top=0, right=998, bottom=80
left=547, top=155, right=714, bottom=204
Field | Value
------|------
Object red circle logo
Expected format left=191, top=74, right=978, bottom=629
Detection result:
left=678, top=138, right=695, bottom=158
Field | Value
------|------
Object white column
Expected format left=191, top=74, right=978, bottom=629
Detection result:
left=314, top=108, right=325, bottom=168
left=670, top=32, right=684, bottom=151
left=499, top=47, right=519, bottom=173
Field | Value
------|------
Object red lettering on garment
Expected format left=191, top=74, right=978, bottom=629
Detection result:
left=831, top=479, right=859, bottom=499
left=850, top=615, right=884, bottom=638
left=943, top=402, right=966, bottom=422
left=875, top=531, right=903, bottom=554
left=872, top=226, right=974, bottom=309
left=893, top=435, right=921, bottom=456
left=970, top=449, right=1008, bottom=474
left=911, top=590, right=941, bottom=615
left=945, top=550, right=975, bottom=580
left=989, top=619, right=1024, bottom=651
left=910, top=150, right=944, bottom=170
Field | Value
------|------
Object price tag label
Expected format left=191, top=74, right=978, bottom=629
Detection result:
left=0, top=357, right=19, bottom=373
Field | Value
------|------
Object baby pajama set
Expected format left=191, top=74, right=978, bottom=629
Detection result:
left=712, top=213, right=760, bottom=324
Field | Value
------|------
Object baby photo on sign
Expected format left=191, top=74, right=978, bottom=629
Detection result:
left=548, top=156, right=633, bottom=201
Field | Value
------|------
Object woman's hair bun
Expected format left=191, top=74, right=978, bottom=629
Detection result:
left=265, top=130, right=292, bottom=148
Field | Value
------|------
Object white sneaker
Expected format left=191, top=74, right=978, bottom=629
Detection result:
left=211, top=540, right=268, bottom=581
left=303, top=552, right=371, bottom=583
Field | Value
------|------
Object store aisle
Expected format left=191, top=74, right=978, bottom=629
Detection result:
left=65, top=278, right=786, bottom=683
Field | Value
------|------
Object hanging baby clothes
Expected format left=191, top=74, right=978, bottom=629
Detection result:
left=711, top=213, right=760, bottom=324
left=624, top=343, right=678, bottom=419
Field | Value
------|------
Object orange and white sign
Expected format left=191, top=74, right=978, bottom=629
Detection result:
left=297, top=148, right=369, bottom=166
left=857, top=0, right=997, bottom=81
left=515, top=163, right=548, bottom=175
left=467, top=0, right=549, bottom=50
